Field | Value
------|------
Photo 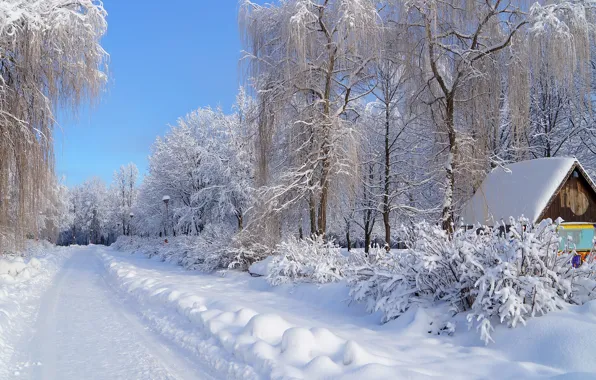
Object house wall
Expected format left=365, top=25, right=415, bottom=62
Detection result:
left=542, top=172, right=596, bottom=223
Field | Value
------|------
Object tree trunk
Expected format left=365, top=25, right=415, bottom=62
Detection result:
left=441, top=95, right=457, bottom=233
left=309, top=194, right=317, bottom=236
left=383, top=104, right=391, bottom=246
left=317, top=43, right=336, bottom=238
left=346, top=226, right=351, bottom=252
left=364, top=218, right=371, bottom=254
left=237, top=213, right=243, bottom=231
left=317, top=167, right=329, bottom=237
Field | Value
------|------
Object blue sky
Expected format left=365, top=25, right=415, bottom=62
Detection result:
left=55, top=1, right=246, bottom=186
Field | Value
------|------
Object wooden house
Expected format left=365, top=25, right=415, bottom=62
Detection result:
left=460, top=157, right=596, bottom=226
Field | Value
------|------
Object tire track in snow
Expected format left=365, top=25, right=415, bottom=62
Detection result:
left=93, top=253, right=216, bottom=380
left=12, top=246, right=211, bottom=380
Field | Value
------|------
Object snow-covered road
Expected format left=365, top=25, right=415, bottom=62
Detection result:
left=10, top=246, right=211, bottom=380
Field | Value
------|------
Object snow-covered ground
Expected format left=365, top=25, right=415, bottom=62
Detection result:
left=7, top=245, right=214, bottom=380
left=4, top=244, right=596, bottom=379
left=0, top=242, right=71, bottom=379
left=98, top=247, right=596, bottom=379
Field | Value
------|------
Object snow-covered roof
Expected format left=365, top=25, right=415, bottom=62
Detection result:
left=460, top=157, right=581, bottom=225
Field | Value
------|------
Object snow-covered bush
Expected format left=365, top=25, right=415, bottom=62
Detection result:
left=227, top=243, right=272, bottom=272
left=113, top=232, right=232, bottom=272
left=466, top=218, right=596, bottom=344
left=0, top=240, right=59, bottom=284
left=348, top=218, right=596, bottom=343
left=113, top=231, right=274, bottom=273
left=266, top=236, right=346, bottom=285
left=348, top=245, right=420, bottom=323
left=348, top=225, right=485, bottom=323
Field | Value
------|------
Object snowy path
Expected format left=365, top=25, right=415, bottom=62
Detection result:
left=10, top=247, right=210, bottom=380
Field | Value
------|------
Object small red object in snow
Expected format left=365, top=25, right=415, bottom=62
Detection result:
left=164, top=239, right=168, bottom=244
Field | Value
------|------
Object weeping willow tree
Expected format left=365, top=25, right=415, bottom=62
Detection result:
left=401, top=0, right=596, bottom=231
left=240, top=0, right=382, bottom=244
left=0, top=0, right=108, bottom=253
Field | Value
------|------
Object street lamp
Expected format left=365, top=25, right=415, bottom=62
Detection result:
left=162, top=195, right=170, bottom=237
left=129, top=212, right=134, bottom=237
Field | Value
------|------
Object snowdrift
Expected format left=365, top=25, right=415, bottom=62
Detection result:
left=101, top=250, right=402, bottom=379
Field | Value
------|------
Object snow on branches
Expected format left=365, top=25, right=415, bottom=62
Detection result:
left=349, top=218, right=596, bottom=344
left=134, top=97, right=255, bottom=238
left=0, top=0, right=108, bottom=252
left=266, top=236, right=347, bottom=285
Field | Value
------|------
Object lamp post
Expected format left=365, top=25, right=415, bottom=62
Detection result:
left=129, top=212, right=134, bottom=238
left=162, top=195, right=170, bottom=237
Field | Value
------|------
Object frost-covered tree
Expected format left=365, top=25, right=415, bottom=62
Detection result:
left=113, top=163, right=139, bottom=235
left=133, top=96, right=255, bottom=238
left=0, top=0, right=108, bottom=253
left=400, top=0, right=596, bottom=231
left=240, top=0, right=381, bottom=239
left=67, top=178, right=111, bottom=245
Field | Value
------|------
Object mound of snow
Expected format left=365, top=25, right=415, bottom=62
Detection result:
left=248, top=256, right=274, bottom=277
left=488, top=300, right=596, bottom=374
left=0, top=256, right=45, bottom=283
left=101, top=250, right=405, bottom=379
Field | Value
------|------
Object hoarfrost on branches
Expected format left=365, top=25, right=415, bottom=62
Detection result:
left=348, top=217, right=596, bottom=344
left=0, top=0, right=108, bottom=252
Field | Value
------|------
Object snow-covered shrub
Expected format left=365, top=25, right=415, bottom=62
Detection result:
left=174, top=225, right=234, bottom=271
left=348, top=225, right=483, bottom=323
left=113, top=230, right=233, bottom=272
left=347, top=245, right=419, bottom=322
left=348, top=217, right=596, bottom=343
left=0, top=240, right=57, bottom=284
left=266, top=236, right=346, bottom=285
left=465, top=218, right=595, bottom=344
left=227, top=243, right=272, bottom=272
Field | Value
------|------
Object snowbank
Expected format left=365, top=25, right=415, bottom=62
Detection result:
left=100, top=250, right=406, bottom=379
left=248, top=256, right=273, bottom=276
left=100, top=247, right=590, bottom=379
left=0, top=241, right=70, bottom=378
left=0, top=257, right=42, bottom=283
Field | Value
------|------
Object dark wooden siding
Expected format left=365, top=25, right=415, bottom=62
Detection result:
left=541, top=170, right=596, bottom=223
